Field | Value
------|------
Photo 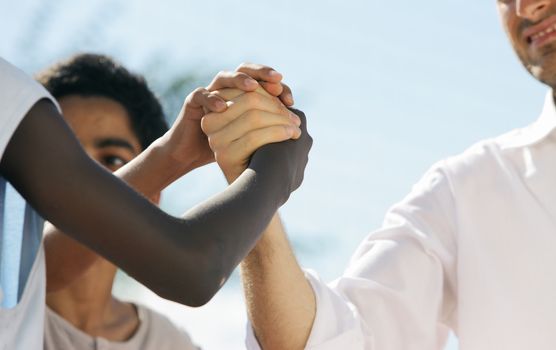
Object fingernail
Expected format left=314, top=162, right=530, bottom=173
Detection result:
left=268, top=70, right=282, bottom=79
left=214, top=99, right=226, bottom=110
left=289, top=112, right=301, bottom=126
left=244, top=78, right=258, bottom=88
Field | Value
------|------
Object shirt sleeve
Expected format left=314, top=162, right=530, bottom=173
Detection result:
left=0, top=57, right=59, bottom=161
left=246, top=162, right=458, bottom=349
left=306, top=163, right=458, bottom=349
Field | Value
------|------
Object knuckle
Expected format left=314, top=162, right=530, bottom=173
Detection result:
left=191, top=87, right=206, bottom=99
left=257, top=63, right=270, bottom=71
left=186, top=87, right=206, bottom=104
left=278, top=104, right=291, bottom=116
left=291, top=108, right=304, bottom=117
left=236, top=62, right=251, bottom=71
left=232, top=71, right=244, bottom=79
left=193, top=87, right=206, bottom=94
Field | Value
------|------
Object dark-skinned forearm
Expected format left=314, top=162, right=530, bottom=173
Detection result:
left=45, top=140, right=189, bottom=292
left=0, top=100, right=291, bottom=306
left=45, top=137, right=191, bottom=292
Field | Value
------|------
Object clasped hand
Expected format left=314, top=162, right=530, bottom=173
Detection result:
left=159, top=63, right=312, bottom=193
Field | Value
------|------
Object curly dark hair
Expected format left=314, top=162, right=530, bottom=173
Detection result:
left=36, top=53, right=168, bottom=150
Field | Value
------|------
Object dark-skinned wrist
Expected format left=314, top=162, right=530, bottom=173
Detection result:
left=248, top=142, right=294, bottom=207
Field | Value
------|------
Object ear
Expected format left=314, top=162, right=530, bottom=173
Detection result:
left=150, top=192, right=161, bottom=205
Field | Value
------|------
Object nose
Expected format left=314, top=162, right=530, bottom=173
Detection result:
left=516, top=0, right=551, bottom=21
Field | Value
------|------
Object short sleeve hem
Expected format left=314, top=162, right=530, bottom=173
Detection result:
left=0, top=58, right=60, bottom=161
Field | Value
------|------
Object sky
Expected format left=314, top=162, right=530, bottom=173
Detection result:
left=0, top=0, right=549, bottom=349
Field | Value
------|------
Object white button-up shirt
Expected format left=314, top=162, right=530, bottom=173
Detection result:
left=246, top=92, right=556, bottom=349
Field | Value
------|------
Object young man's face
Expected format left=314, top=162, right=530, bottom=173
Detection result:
left=58, top=95, right=142, bottom=172
left=498, top=0, right=556, bottom=86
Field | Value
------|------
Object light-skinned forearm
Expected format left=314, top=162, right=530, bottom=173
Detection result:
left=241, top=214, right=316, bottom=350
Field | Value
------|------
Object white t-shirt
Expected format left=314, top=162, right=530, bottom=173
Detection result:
left=44, top=304, right=200, bottom=350
left=0, top=57, right=59, bottom=350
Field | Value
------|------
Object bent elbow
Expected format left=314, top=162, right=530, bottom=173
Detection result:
left=147, top=237, right=233, bottom=306
left=185, top=265, right=228, bottom=306
left=150, top=278, right=215, bottom=307
left=152, top=259, right=227, bottom=307
left=182, top=285, right=218, bottom=307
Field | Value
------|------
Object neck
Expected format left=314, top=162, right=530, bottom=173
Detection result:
left=47, top=254, right=138, bottom=340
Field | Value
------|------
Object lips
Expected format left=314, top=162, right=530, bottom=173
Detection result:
left=530, top=23, right=556, bottom=42
left=523, top=15, right=556, bottom=48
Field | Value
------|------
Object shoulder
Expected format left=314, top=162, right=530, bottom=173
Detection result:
left=403, top=129, right=532, bottom=221
left=0, top=57, right=59, bottom=160
left=394, top=135, right=515, bottom=219
left=429, top=135, right=513, bottom=193
left=0, top=57, right=53, bottom=106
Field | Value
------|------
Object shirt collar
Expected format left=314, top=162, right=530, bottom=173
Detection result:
left=499, top=91, right=556, bottom=149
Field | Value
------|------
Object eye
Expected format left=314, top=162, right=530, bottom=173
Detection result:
left=101, top=155, right=127, bottom=170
